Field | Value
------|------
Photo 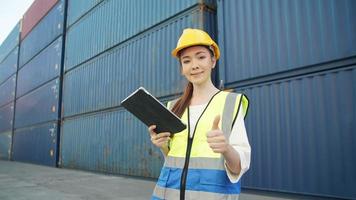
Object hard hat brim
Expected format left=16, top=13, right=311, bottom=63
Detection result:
left=171, top=42, right=215, bottom=58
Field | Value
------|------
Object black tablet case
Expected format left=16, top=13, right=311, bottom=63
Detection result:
left=121, top=87, right=186, bottom=134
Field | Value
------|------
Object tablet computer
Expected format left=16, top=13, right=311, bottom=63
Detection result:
left=121, top=87, right=186, bottom=134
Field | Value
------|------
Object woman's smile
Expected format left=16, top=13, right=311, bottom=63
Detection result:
left=191, top=71, right=204, bottom=76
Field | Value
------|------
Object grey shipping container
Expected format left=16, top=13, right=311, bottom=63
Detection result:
left=217, top=0, right=356, bottom=84
left=0, top=74, right=16, bottom=107
left=19, top=0, right=64, bottom=67
left=12, top=122, right=58, bottom=166
left=15, top=78, right=60, bottom=129
left=0, top=22, right=20, bottom=63
left=17, top=36, right=62, bottom=98
left=238, top=65, right=355, bottom=199
left=63, top=6, right=216, bottom=117
left=61, top=108, right=163, bottom=178
left=0, top=47, right=18, bottom=85
left=64, top=0, right=215, bottom=71
left=0, top=131, right=12, bottom=160
left=0, top=102, right=14, bottom=133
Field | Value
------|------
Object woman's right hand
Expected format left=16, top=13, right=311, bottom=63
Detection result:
left=148, top=125, right=171, bottom=148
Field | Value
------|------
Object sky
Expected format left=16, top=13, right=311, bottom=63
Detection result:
left=0, top=0, right=35, bottom=45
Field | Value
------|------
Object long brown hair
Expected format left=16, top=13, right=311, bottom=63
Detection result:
left=171, top=45, right=215, bottom=117
left=171, top=82, right=193, bottom=118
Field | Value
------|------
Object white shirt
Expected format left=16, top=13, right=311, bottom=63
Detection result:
left=189, top=103, right=251, bottom=183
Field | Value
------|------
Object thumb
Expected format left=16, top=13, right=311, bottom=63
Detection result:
left=211, top=115, right=220, bottom=130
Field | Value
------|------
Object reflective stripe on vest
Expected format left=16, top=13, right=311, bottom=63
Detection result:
left=154, top=91, right=248, bottom=200
left=153, top=186, right=239, bottom=200
left=165, top=156, right=225, bottom=170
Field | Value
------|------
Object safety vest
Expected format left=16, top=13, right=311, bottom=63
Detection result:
left=152, top=91, right=249, bottom=200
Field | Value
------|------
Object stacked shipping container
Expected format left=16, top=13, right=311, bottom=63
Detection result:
left=12, top=0, right=65, bottom=166
left=0, top=23, right=20, bottom=160
left=21, top=0, right=59, bottom=40
left=0, top=0, right=355, bottom=199
left=61, top=0, right=216, bottom=178
left=217, top=0, right=356, bottom=199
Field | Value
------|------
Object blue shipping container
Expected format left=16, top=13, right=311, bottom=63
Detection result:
left=65, top=0, right=215, bottom=70
left=0, top=74, right=16, bottom=107
left=63, top=7, right=216, bottom=117
left=61, top=108, right=163, bottom=178
left=0, top=46, right=18, bottom=85
left=239, top=65, right=356, bottom=199
left=15, top=78, right=60, bottom=129
left=0, top=102, right=14, bottom=133
left=0, top=22, right=20, bottom=63
left=19, top=0, right=64, bottom=67
left=217, top=0, right=356, bottom=84
left=17, top=37, right=62, bottom=98
left=0, top=131, right=11, bottom=160
left=12, top=122, right=58, bottom=166
left=66, top=0, right=104, bottom=28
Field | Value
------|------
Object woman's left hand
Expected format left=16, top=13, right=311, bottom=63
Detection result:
left=207, top=115, right=229, bottom=154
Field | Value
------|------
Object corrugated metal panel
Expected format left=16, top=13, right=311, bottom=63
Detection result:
left=238, top=66, right=356, bottom=199
left=0, top=47, right=18, bottom=85
left=17, top=37, right=62, bottom=98
left=0, top=102, right=14, bottom=133
left=217, top=0, right=356, bottom=84
left=19, top=0, right=64, bottom=67
left=0, top=74, right=16, bottom=107
left=61, top=108, right=163, bottom=178
left=21, top=0, right=59, bottom=40
left=66, top=0, right=104, bottom=28
left=15, top=78, right=59, bottom=129
left=13, top=122, right=57, bottom=166
left=0, top=131, right=11, bottom=160
left=0, top=22, right=20, bottom=63
left=64, top=0, right=215, bottom=70
left=63, top=7, right=216, bottom=117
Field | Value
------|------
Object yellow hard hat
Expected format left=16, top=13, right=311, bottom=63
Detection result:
left=171, top=28, right=220, bottom=60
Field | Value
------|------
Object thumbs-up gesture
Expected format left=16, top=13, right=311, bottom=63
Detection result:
left=207, top=115, right=229, bottom=154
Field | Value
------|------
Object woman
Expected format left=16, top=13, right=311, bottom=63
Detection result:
left=149, top=28, right=251, bottom=200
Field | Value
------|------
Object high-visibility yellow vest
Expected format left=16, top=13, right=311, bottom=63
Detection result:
left=152, top=91, right=249, bottom=200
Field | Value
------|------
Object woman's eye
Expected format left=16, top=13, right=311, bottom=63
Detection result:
left=199, top=56, right=206, bottom=59
left=183, top=60, right=190, bottom=64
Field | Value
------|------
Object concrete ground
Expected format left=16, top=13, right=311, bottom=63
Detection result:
left=0, top=160, right=332, bottom=200
left=0, top=160, right=155, bottom=200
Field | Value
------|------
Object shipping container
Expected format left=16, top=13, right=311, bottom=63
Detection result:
left=12, top=122, right=58, bottom=166
left=237, top=65, right=355, bottom=199
left=0, top=74, right=16, bottom=107
left=0, top=22, right=20, bottom=63
left=66, top=0, right=104, bottom=28
left=15, top=78, right=59, bottom=129
left=0, top=102, right=14, bottom=133
left=0, top=47, right=18, bottom=85
left=63, top=6, right=216, bottom=117
left=0, top=131, right=12, bottom=160
left=65, top=0, right=215, bottom=70
left=21, top=0, right=59, bottom=40
left=217, top=0, right=356, bottom=84
left=17, top=37, right=62, bottom=98
left=19, top=0, right=64, bottom=67
left=61, top=108, right=163, bottom=178
left=1, top=0, right=353, bottom=199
